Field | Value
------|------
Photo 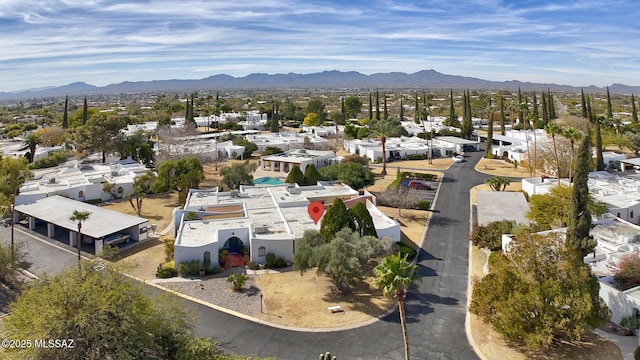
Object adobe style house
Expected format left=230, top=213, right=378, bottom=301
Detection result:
left=172, top=182, right=400, bottom=270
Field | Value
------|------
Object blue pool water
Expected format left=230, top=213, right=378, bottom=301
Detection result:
left=253, top=177, right=286, bottom=185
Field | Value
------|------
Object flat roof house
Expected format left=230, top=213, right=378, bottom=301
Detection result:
left=172, top=182, right=400, bottom=270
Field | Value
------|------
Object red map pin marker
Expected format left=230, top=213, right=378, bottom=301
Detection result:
left=308, top=201, right=325, bottom=225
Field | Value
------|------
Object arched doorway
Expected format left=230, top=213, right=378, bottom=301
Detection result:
left=224, top=236, right=244, bottom=254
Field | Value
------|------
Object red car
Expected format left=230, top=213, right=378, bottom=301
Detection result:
left=408, top=180, right=432, bottom=190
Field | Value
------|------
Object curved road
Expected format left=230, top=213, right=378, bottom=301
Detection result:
left=3, top=150, right=491, bottom=359
left=183, top=151, right=490, bottom=359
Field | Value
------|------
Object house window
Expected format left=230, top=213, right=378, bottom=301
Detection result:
left=78, top=190, right=84, bottom=198
left=631, top=211, right=634, bottom=219
left=617, top=212, right=621, bottom=217
left=258, top=246, right=266, bottom=257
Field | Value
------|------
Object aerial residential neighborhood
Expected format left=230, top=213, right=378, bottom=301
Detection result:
left=1, top=84, right=640, bottom=360
left=0, top=1, right=639, bottom=359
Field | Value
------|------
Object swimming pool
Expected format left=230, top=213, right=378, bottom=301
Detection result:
left=253, top=177, right=286, bottom=185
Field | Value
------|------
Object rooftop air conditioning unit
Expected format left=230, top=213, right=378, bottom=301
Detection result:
left=254, top=225, right=269, bottom=234
left=48, top=178, right=56, bottom=184
left=230, top=190, right=239, bottom=197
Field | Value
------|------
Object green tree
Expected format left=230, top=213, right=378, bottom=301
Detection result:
left=614, top=253, right=640, bottom=289
left=261, top=146, right=283, bottom=156
left=606, top=86, right=614, bottom=119
left=581, top=89, right=588, bottom=119
left=461, top=90, right=473, bottom=138
left=469, top=231, right=609, bottom=350
left=269, top=104, right=279, bottom=132
left=594, top=116, right=605, bottom=171
left=375, top=88, right=380, bottom=121
left=369, top=92, right=373, bottom=120
left=470, top=220, right=515, bottom=251
left=19, top=133, right=41, bottom=163
left=528, top=184, right=605, bottom=229
left=447, top=89, right=458, bottom=127
left=625, top=132, right=640, bottom=156
left=74, top=113, right=126, bottom=163
left=344, top=96, right=362, bottom=119
left=632, top=94, right=638, bottom=124
left=82, top=96, right=88, bottom=125
left=500, top=96, right=506, bottom=135
left=303, top=164, right=323, bottom=185
left=62, top=95, right=68, bottom=129
left=232, top=138, right=258, bottom=159
left=152, top=157, right=204, bottom=203
left=127, top=170, right=157, bottom=216
left=567, top=134, right=596, bottom=257
left=369, top=119, right=404, bottom=176
left=319, top=161, right=375, bottom=190
left=69, top=210, right=91, bottom=268
left=285, top=165, right=305, bottom=185
left=118, top=129, right=154, bottom=166
left=349, top=202, right=377, bottom=237
left=3, top=260, right=193, bottom=360
left=373, top=252, right=421, bottom=360
left=484, top=98, right=493, bottom=157
left=562, top=127, right=582, bottom=182
left=544, top=122, right=563, bottom=178
left=320, top=198, right=355, bottom=241
left=219, top=160, right=257, bottom=190
left=484, top=176, right=510, bottom=191
left=307, top=99, right=326, bottom=122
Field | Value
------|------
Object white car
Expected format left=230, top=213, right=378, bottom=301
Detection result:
left=452, top=155, right=464, bottom=163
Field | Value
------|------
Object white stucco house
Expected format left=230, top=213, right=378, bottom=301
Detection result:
left=259, top=149, right=338, bottom=174
left=172, top=182, right=401, bottom=270
left=16, top=158, right=150, bottom=206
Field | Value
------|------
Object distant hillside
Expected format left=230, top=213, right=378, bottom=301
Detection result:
left=2, top=69, right=639, bottom=101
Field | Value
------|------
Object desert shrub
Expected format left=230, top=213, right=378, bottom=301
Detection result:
left=29, top=150, right=68, bottom=169
left=265, top=253, right=276, bottom=268
left=484, top=153, right=497, bottom=159
left=209, top=266, right=223, bottom=275
left=470, top=220, right=516, bottom=251
left=635, top=346, right=640, bottom=360
left=177, top=260, right=200, bottom=277
left=274, top=257, right=287, bottom=268
left=156, top=263, right=176, bottom=278
left=407, top=153, right=428, bottom=160
left=226, top=273, right=249, bottom=291
left=218, top=249, right=229, bottom=264
left=615, top=253, right=640, bottom=289
left=487, top=250, right=503, bottom=272
left=164, top=239, right=175, bottom=262
left=396, top=242, right=417, bottom=260
left=416, top=200, right=431, bottom=210
left=247, top=261, right=260, bottom=270
left=620, top=314, right=639, bottom=335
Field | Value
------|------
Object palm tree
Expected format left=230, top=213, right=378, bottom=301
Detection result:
left=369, top=120, right=403, bottom=176
left=544, top=122, right=562, bottom=178
left=563, top=127, right=582, bottom=183
left=373, top=253, right=421, bottom=360
left=70, top=210, right=91, bottom=268
left=19, top=133, right=41, bottom=163
left=484, top=176, right=511, bottom=191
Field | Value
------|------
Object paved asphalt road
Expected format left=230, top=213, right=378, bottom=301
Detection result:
left=3, top=150, right=491, bottom=359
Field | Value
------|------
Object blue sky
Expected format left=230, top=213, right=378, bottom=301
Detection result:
left=1, top=0, right=638, bottom=92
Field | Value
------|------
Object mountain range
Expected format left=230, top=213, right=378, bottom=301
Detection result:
left=3, top=69, right=639, bottom=102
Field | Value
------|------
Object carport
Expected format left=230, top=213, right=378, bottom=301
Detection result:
left=14, top=195, right=149, bottom=254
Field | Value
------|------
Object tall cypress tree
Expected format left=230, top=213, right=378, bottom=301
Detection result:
left=581, top=89, right=588, bottom=119
left=548, top=89, right=556, bottom=119
left=448, top=89, right=456, bottom=126
left=399, top=98, right=404, bottom=121
left=566, top=133, right=596, bottom=257
left=517, top=87, right=524, bottom=126
left=532, top=92, right=539, bottom=124
left=62, top=95, right=68, bottom=129
left=485, top=98, right=493, bottom=158
left=461, top=90, right=473, bottom=138
left=368, top=92, right=373, bottom=120
left=383, top=94, right=388, bottom=120
left=375, top=88, right=380, bottom=121
left=270, top=103, right=279, bottom=132
left=82, top=97, right=88, bottom=125
left=415, top=93, right=419, bottom=122
left=500, top=96, right=506, bottom=135
left=606, top=86, right=613, bottom=119
left=632, top=94, right=638, bottom=124
left=595, top=116, right=605, bottom=171
left=541, top=93, right=549, bottom=125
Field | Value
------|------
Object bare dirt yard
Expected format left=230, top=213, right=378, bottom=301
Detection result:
left=475, top=157, right=531, bottom=178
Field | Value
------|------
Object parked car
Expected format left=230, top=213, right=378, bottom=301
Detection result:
left=104, top=233, right=130, bottom=246
left=408, top=180, right=432, bottom=190
left=452, top=155, right=465, bottom=163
